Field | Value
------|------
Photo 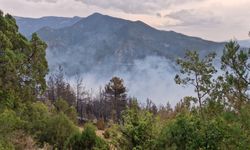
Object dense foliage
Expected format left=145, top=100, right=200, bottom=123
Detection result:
left=0, top=11, right=81, bottom=149
left=65, top=123, right=109, bottom=150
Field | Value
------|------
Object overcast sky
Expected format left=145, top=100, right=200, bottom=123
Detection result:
left=0, top=0, right=249, bottom=41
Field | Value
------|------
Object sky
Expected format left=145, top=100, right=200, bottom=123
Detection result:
left=0, top=0, right=249, bottom=41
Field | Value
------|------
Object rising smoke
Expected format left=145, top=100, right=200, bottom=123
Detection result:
left=48, top=52, right=195, bottom=106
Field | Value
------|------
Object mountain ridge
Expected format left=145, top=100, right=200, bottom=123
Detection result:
left=15, top=16, right=82, bottom=37
left=15, top=13, right=226, bottom=103
left=15, top=13, right=222, bottom=43
left=16, top=13, right=225, bottom=76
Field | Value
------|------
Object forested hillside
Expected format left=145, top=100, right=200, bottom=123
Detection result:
left=16, top=13, right=224, bottom=76
left=0, top=10, right=250, bottom=150
left=15, top=13, right=226, bottom=104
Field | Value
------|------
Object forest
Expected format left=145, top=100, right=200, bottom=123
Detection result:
left=0, top=10, right=250, bottom=150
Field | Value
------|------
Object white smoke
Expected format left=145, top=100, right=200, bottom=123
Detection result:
left=63, top=56, right=195, bottom=106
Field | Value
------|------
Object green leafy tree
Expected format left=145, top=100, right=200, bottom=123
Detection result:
left=27, top=33, right=48, bottom=96
left=0, top=10, right=49, bottom=149
left=175, top=51, right=217, bottom=117
left=112, top=104, right=157, bottom=150
left=0, top=11, right=48, bottom=108
left=220, top=41, right=250, bottom=110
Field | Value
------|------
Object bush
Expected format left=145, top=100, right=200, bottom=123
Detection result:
left=65, top=107, right=78, bottom=124
left=54, top=99, right=68, bottom=112
left=109, top=107, right=157, bottom=150
left=40, top=112, right=78, bottom=149
left=65, top=132, right=82, bottom=150
left=81, top=124, right=98, bottom=149
left=156, top=114, right=225, bottom=150
left=0, top=109, right=23, bottom=137
left=65, top=123, right=109, bottom=150
left=0, top=109, right=24, bottom=149
left=0, top=140, right=14, bottom=150
left=54, top=99, right=78, bottom=123
left=22, top=102, right=50, bottom=136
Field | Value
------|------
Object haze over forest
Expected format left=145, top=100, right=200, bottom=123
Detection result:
left=2, top=1, right=249, bottom=105
left=1, top=0, right=250, bottom=149
left=15, top=13, right=229, bottom=105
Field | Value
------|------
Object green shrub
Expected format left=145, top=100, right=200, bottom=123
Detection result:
left=156, top=114, right=225, bottom=150
left=65, top=123, right=109, bottom=150
left=65, top=132, right=82, bottom=150
left=0, top=109, right=23, bottom=137
left=0, top=109, right=24, bottom=150
left=22, top=102, right=50, bottom=135
left=54, top=99, right=77, bottom=123
left=40, top=112, right=78, bottom=149
left=109, top=107, right=157, bottom=150
left=65, top=107, right=78, bottom=124
left=0, top=140, right=14, bottom=150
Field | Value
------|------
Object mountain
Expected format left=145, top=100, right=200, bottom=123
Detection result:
left=15, top=13, right=226, bottom=104
left=239, top=39, right=250, bottom=48
left=15, top=16, right=82, bottom=37
left=15, top=13, right=224, bottom=75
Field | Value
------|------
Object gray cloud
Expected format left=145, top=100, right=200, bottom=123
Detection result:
left=166, top=9, right=221, bottom=26
left=75, top=0, right=205, bottom=14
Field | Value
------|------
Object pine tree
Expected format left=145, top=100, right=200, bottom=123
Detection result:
left=0, top=12, right=48, bottom=108
left=104, top=76, right=127, bottom=122
left=220, top=41, right=250, bottom=110
left=175, top=51, right=217, bottom=117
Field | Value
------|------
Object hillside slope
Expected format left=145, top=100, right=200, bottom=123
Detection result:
left=17, top=13, right=224, bottom=75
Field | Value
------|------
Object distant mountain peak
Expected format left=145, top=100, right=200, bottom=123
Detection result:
left=15, top=16, right=82, bottom=36
left=16, top=14, right=224, bottom=65
left=89, top=12, right=104, bottom=17
left=85, top=12, right=110, bottom=20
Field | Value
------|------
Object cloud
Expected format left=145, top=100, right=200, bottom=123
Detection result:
left=2, top=0, right=250, bottom=41
left=166, top=9, right=221, bottom=26
left=26, top=0, right=58, bottom=3
left=75, top=0, right=205, bottom=14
